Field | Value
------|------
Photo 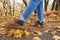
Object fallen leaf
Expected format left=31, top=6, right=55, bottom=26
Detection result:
left=7, top=29, right=15, bottom=37
left=56, top=29, right=60, bottom=32
left=57, top=26, right=60, bottom=29
left=51, top=31, right=57, bottom=35
left=33, top=31, right=42, bottom=36
left=0, top=20, right=1, bottom=21
left=44, top=29, right=50, bottom=33
left=24, top=29, right=30, bottom=37
left=53, top=35, right=60, bottom=40
left=14, top=29, right=24, bottom=38
left=0, top=27, right=7, bottom=35
left=33, top=37, right=41, bottom=40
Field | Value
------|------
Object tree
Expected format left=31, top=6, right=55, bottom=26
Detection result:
left=13, top=0, right=15, bottom=16
left=45, top=0, right=49, bottom=11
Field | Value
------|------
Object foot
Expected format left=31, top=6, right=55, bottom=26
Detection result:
left=31, top=21, right=43, bottom=27
left=10, top=20, right=24, bottom=26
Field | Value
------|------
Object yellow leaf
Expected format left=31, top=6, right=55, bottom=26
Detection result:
left=0, top=20, right=1, bottom=22
left=7, top=29, right=15, bottom=37
left=24, top=29, right=30, bottom=37
left=53, top=35, right=60, bottom=40
left=44, top=29, right=50, bottom=33
left=33, top=37, right=41, bottom=40
left=57, top=26, right=60, bottom=29
left=56, top=29, right=60, bottom=32
left=33, top=31, right=42, bottom=36
left=37, top=31, right=42, bottom=36
left=51, top=31, right=57, bottom=35
left=55, top=26, right=60, bottom=29
left=14, top=29, right=24, bottom=38
left=0, top=27, right=7, bottom=35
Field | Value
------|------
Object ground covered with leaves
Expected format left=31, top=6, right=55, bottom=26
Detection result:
left=0, top=11, right=60, bottom=40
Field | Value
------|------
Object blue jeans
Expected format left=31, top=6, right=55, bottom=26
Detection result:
left=20, top=0, right=44, bottom=23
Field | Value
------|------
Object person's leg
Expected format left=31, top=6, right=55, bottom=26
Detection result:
left=11, top=0, right=43, bottom=26
left=20, top=0, right=42, bottom=22
left=36, top=0, right=44, bottom=23
left=31, top=0, right=44, bottom=27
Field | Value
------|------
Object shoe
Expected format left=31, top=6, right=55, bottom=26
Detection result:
left=31, top=21, right=43, bottom=27
left=15, top=20, right=24, bottom=25
left=10, top=20, right=24, bottom=26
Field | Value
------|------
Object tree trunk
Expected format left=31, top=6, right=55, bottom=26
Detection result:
left=3, top=0, right=7, bottom=16
left=45, top=0, right=49, bottom=11
left=13, top=0, right=15, bottom=16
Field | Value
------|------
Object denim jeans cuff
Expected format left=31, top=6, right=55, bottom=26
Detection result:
left=19, top=15, right=26, bottom=22
left=38, top=19, right=44, bottom=23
